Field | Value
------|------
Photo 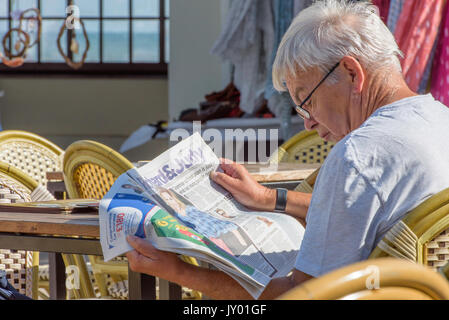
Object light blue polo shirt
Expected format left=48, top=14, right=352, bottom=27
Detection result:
left=295, top=94, right=449, bottom=277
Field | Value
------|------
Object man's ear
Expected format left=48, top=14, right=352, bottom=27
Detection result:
left=340, top=56, right=365, bottom=93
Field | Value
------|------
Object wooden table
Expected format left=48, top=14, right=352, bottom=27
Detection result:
left=244, top=162, right=320, bottom=190
left=0, top=209, right=180, bottom=300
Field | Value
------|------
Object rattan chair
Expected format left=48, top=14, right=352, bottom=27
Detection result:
left=0, top=161, right=43, bottom=299
left=270, top=130, right=335, bottom=165
left=278, top=258, right=449, bottom=300
left=0, top=130, right=64, bottom=186
left=0, top=130, right=63, bottom=299
left=63, top=140, right=133, bottom=299
left=369, top=187, right=449, bottom=270
left=63, top=139, right=203, bottom=300
left=269, top=130, right=330, bottom=193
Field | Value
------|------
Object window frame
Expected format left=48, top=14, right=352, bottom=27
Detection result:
left=0, top=0, right=168, bottom=76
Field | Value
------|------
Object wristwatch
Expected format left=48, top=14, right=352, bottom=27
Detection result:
left=274, top=188, right=288, bottom=213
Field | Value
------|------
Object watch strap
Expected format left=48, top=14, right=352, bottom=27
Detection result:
left=274, top=188, right=288, bottom=213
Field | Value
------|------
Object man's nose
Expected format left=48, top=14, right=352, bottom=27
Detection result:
left=304, top=116, right=318, bottom=131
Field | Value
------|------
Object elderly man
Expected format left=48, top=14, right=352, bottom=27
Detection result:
left=126, top=0, right=449, bottom=299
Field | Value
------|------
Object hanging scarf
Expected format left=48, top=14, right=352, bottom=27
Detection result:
left=394, top=0, right=445, bottom=92
left=372, top=0, right=391, bottom=25
left=431, top=1, right=449, bottom=105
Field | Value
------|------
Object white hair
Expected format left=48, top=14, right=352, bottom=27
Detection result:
left=272, top=0, right=403, bottom=91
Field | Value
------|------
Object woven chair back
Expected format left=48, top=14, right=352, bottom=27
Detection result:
left=278, top=258, right=449, bottom=300
left=270, top=130, right=335, bottom=164
left=63, top=140, right=133, bottom=200
left=0, top=130, right=64, bottom=186
left=369, top=187, right=449, bottom=270
left=63, top=140, right=133, bottom=299
left=0, top=161, right=40, bottom=298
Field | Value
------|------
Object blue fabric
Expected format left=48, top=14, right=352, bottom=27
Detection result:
left=174, top=205, right=237, bottom=239
left=265, top=0, right=294, bottom=99
left=418, top=36, right=439, bottom=94
left=386, top=0, right=405, bottom=33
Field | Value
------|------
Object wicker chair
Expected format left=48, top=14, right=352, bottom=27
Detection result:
left=0, top=161, right=44, bottom=299
left=270, top=130, right=335, bottom=165
left=0, top=130, right=63, bottom=299
left=269, top=130, right=329, bottom=193
left=0, top=130, right=64, bottom=186
left=278, top=258, right=449, bottom=300
left=63, top=140, right=133, bottom=299
left=369, top=187, right=449, bottom=270
left=63, top=139, right=203, bottom=300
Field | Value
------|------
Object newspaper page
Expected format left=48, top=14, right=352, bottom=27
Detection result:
left=100, top=174, right=271, bottom=298
left=100, top=133, right=305, bottom=298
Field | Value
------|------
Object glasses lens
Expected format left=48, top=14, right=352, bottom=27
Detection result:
left=295, top=106, right=309, bottom=119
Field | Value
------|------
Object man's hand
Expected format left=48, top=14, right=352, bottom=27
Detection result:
left=210, top=158, right=276, bottom=211
left=126, top=235, right=183, bottom=280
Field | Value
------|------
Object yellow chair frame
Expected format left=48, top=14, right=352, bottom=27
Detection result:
left=369, top=187, right=449, bottom=269
left=278, top=258, right=449, bottom=300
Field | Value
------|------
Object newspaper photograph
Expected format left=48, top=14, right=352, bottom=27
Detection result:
left=99, top=133, right=305, bottom=298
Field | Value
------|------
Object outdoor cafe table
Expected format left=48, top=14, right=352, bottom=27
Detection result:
left=0, top=210, right=181, bottom=300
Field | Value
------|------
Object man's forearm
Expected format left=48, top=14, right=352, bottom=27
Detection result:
left=175, top=261, right=254, bottom=299
left=285, top=191, right=312, bottom=221
left=171, top=260, right=311, bottom=300
left=262, top=187, right=311, bottom=221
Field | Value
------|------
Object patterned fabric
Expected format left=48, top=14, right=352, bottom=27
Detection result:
left=210, top=0, right=275, bottom=114
left=394, top=0, right=445, bottom=92
left=431, top=2, right=449, bottom=105
left=175, top=206, right=237, bottom=239
left=418, top=40, right=438, bottom=94
left=386, top=0, right=405, bottom=33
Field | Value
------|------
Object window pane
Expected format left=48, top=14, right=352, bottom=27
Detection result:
left=165, top=0, right=169, bottom=18
left=41, top=19, right=66, bottom=62
left=0, top=2, right=7, bottom=17
left=132, top=0, right=158, bottom=17
left=24, top=43, right=38, bottom=62
left=76, top=0, right=100, bottom=18
left=165, top=19, right=169, bottom=63
left=103, top=0, right=129, bottom=18
left=72, top=19, right=100, bottom=63
left=0, top=20, right=7, bottom=54
left=41, top=0, right=66, bottom=17
left=103, top=19, right=129, bottom=62
left=11, top=0, right=37, bottom=12
left=132, top=20, right=158, bottom=62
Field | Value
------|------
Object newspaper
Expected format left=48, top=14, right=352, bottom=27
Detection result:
left=99, top=133, right=305, bottom=298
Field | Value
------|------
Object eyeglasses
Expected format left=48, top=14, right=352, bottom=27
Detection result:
left=295, top=62, right=340, bottom=120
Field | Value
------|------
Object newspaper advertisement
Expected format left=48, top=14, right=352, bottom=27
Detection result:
left=99, top=133, right=305, bottom=298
